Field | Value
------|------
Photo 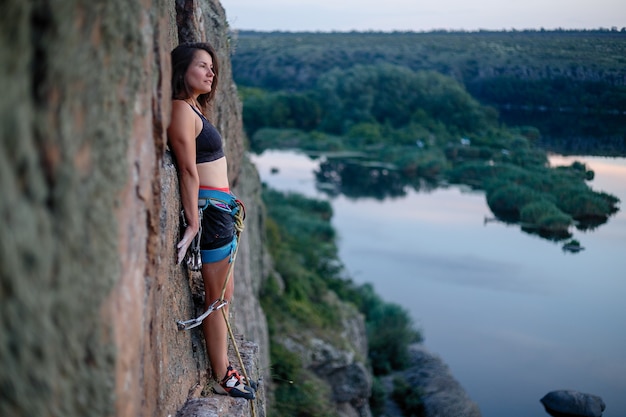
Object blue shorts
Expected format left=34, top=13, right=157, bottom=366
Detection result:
left=198, top=189, right=241, bottom=263
left=200, top=235, right=237, bottom=264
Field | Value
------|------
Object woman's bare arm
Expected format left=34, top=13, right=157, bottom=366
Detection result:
left=167, top=100, right=200, bottom=263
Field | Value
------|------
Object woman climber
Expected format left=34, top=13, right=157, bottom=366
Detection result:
left=167, top=42, right=254, bottom=400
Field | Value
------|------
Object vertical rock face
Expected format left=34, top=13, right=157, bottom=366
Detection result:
left=0, top=1, right=268, bottom=416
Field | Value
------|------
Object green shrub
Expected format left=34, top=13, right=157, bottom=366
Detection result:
left=270, top=342, right=303, bottom=383
left=514, top=125, right=542, bottom=142
left=554, top=186, right=615, bottom=220
left=520, top=200, right=573, bottom=231
left=508, top=147, right=548, bottom=168
left=486, top=184, right=542, bottom=217
left=448, top=161, right=506, bottom=187
left=250, top=127, right=311, bottom=152
left=273, top=375, right=339, bottom=417
left=413, top=150, right=449, bottom=179
left=367, top=303, right=422, bottom=375
left=445, top=144, right=495, bottom=162
left=369, top=377, right=387, bottom=416
left=392, top=377, right=425, bottom=417
left=346, top=122, right=384, bottom=146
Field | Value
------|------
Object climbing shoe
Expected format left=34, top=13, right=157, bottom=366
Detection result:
left=224, top=365, right=258, bottom=391
left=213, top=365, right=256, bottom=400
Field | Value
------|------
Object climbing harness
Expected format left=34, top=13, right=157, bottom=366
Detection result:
left=177, top=189, right=245, bottom=328
left=175, top=190, right=256, bottom=412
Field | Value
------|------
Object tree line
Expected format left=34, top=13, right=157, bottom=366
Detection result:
left=231, top=30, right=626, bottom=112
left=240, top=64, right=497, bottom=144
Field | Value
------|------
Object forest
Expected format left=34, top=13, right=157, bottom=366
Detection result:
left=231, top=29, right=626, bottom=112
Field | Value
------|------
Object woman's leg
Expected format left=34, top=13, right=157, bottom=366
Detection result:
left=201, top=257, right=234, bottom=381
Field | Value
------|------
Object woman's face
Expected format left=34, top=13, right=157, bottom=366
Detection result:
left=185, top=49, right=215, bottom=97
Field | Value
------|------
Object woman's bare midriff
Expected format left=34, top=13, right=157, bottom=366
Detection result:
left=197, top=156, right=229, bottom=189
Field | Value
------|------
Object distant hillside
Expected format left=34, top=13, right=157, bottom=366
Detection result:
left=230, top=30, right=626, bottom=112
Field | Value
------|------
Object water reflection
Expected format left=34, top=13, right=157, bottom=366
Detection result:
left=308, top=151, right=621, bottom=246
left=499, top=110, right=626, bottom=157
left=250, top=150, right=626, bottom=417
left=316, top=157, right=406, bottom=199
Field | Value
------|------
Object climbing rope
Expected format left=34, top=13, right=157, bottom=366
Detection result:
left=216, top=201, right=257, bottom=416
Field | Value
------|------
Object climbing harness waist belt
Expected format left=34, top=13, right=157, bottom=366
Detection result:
left=183, top=189, right=246, bottom=270
left=198, top=188, right=241, bottom=215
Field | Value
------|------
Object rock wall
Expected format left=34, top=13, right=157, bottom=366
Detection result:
left=0, top=1, right=268, bottom=416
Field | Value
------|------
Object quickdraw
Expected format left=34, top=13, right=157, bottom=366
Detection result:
left=176, top=298, right=229, bottom=330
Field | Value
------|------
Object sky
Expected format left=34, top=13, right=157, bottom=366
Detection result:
left=220, top=0, right=625, bottom=32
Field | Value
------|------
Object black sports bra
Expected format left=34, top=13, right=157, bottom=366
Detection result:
left=188, top=104, right=225, bottom=163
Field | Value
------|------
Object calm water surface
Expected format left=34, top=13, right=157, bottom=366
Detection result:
left=250, top=150, right=626, bottom=417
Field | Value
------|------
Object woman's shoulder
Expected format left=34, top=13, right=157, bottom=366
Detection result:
left=168, top=100, right=197, bottom=137
left=171, top=99, right=196, bottom=120
left=173, top=99, right=205, bottom=118
left=172, top=99, right=191, bottom=111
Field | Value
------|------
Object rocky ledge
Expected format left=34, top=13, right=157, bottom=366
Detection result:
left=176, top=336, right=266, bottom=417
left=382, top=344, right=481, bottom=417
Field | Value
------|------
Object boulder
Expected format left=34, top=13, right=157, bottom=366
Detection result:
left=540, top=390, right=606, bottom=417
left=384, top=344, right=481, bottom=417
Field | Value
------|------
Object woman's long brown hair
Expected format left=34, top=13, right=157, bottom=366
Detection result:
left=171, top=42, right=219, bottom=110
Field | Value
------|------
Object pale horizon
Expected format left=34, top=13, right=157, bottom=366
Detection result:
left=221, top=0, right=625, bottom=33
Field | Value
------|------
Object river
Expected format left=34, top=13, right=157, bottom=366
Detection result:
left=249, top=150, right=626, bottom=417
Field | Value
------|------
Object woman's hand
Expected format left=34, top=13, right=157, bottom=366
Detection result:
left=177, top=225, right=199, bottom=265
